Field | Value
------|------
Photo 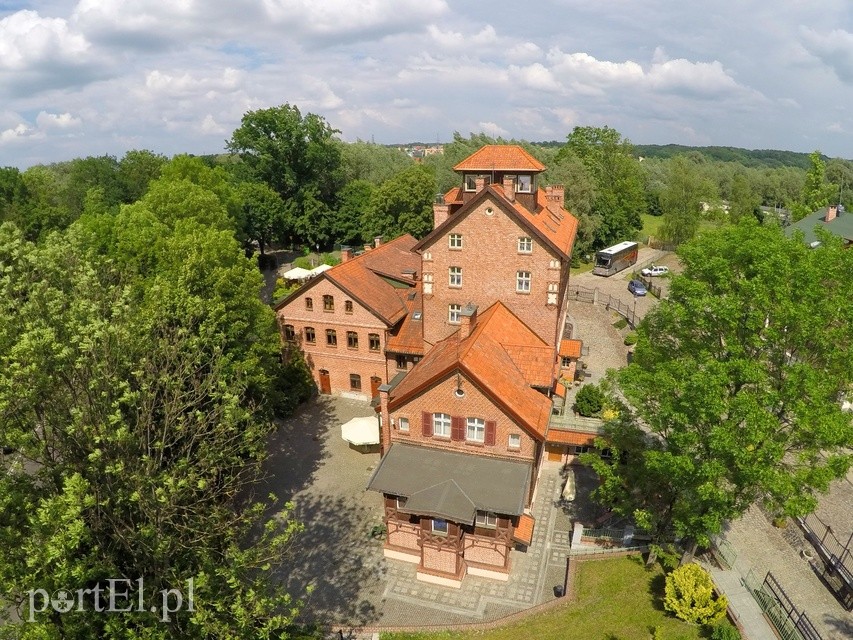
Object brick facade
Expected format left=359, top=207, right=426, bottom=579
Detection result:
left=277, top=277, right=389, bottom=399
left=419, top=194, right=569, bottom=346
left=386, top=371, right=539, bottom=466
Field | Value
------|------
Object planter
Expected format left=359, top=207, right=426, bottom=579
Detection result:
left=801, top=548, right=815, bottom=561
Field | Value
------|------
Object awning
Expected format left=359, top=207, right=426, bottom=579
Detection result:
left=367, top=443, right=531, bottom=524
left=309, top=264, right=332, bottom=276
left=341, top=416, right=380, bottom=446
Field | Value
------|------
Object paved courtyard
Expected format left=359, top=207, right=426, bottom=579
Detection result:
left=263, top=396, right=593, bottom=629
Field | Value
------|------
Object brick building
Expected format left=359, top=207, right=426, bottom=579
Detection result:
left=278, top=145, right=591, bottom=586
left=275, top=235, right=424, bottom=400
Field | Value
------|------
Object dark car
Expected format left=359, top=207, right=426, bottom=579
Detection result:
left=628, top=279, right=647, bottom=296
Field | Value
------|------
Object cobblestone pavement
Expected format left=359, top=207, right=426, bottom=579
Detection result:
left=720, top=504, right=853, bottom=640
left=264, top=396, right=583, bottom=629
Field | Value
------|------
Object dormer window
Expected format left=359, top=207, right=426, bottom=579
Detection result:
left=517, top=175, right=532, bottom=193
left=464, top=174, right=489, bottom=192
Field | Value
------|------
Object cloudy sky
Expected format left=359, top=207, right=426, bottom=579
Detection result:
left=2, top=0, right=853, bottom=167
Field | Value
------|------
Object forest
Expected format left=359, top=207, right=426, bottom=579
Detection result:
left=3, top=104, right=852, bottom=266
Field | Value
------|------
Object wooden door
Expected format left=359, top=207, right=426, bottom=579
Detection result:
left=370, top=376, right=382, bottom=398
left=545, top=443, right=564, bottom=462
left=318, top=370, right=331, bottom=394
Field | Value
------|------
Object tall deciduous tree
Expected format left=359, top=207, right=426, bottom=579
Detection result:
left=557, top=126, right=646, bottom=249
left=362, top=164, right=436, bottom=241
left=0, top=179, right=309, bottom=635
left=585, top=221, right=853, bottom=554
left=790, top=151, right=836, bottom=221
left=659, top=155, right=716, bottom=245
left=239, top=181, right=287, bottom=256
left=227, top=104, right=343, bottom=247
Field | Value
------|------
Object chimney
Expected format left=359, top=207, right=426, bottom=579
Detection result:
left=401, top=268, right=417, bottom=281
left=459, top=303, right=478, bottom=340
left=503, top=175, right=515, bottom=202
left=826, top=205, right=838, bottom=222
left=433, top=193, right=449, bottom=229
left=545, top=185, right=565, bottom=210
left=341, top=247, right=352, bottom=263
left=379, top=384, right=392, bottom=457
left=374, top=236, right=383, bottom=248
left=475, top=176, right=486, bottom=192
left=363, top=243, right=372, bottom=252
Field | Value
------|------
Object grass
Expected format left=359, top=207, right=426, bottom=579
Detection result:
left=381, top=556, right=704, bottom=640
left=640, top=213, right=666, bottom=242
left=570, top=260, right=595, bottom=275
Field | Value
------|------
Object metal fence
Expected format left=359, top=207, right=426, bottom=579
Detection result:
left=567, top=285, right=639, bottom=328
left=743, top=569, right=825, bottom=640
left=711, top=535, right=737, bottom=570
left=581, top=526, right=624, bottom=540
left=798, top=512, right=853, bottom=610
left=632, top=272, right=664, bottom=298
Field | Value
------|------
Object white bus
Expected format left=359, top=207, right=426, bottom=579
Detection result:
left=593, top=241, right=639, bottom=276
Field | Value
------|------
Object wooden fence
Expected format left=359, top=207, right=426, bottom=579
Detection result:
left=567, top=285, right=639, bottom=328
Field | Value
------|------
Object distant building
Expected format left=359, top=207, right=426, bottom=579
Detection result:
left=786, top=204, right=853, bottom=248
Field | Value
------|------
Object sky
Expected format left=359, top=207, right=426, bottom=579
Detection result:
left=2, top=0, right=853, bottom=168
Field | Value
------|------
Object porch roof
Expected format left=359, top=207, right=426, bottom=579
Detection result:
left=366, top=443, right=531, bottom=524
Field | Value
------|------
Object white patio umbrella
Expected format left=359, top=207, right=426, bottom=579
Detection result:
left=340, top=416, right=380, bottom=446
left=281, top=266, right=312, bottom=280
left=309, top=264, right=333, bottom=276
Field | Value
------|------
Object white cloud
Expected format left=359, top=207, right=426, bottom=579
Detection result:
left=36, top=111, right=82, bottom=130
left=0, top=123, right=41, bottom=145
left=800, top=27, right=853, bottom=83
left=143, top=67, right=244, bottom=99
left=199, top=114, right=225, bottom=136
left=478, top=121, right=509, bottom=137
left=505, top=42, right=542, bottom=64
left=508, top=63, right=559, bottom=92
left=0, top=10, right=89, bottom=70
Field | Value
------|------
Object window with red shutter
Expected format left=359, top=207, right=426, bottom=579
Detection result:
left=422, top=411, right=433, bottom=437
left=451, top=416, right=465, bottom=441
left=485, top=420, right=496, bottom=446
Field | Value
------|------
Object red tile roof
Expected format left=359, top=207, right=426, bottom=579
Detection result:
left=385, top=282, right=427, bottom=356
left=389, top=302, right=554, bottom=440
left=453, top=145, right=546, bottom=173
left=560, top=339, right=582, bottom=359
left=513, top=513, right=535, bottom=545
left=276, top=235, right=420, bottom=327
left=546, top=430, right=596, bottom=446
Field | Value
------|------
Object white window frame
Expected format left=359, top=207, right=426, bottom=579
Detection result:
left=466, top=417, right=485, bottom=442
left=449, top=233, right=463, bottom=249
left=508, top=433, right=521, bottom=450
left=432, top=518, right=448, bottom=534
left=449, top=266, right=462, bottom=288
left=549, top=259, right=561, bottom=269
left=517, top=237, right=533, bottom=254
left=517, top=175, right=532, bottom=193
left=433, top=413, right=451, bottom=437
left=516, top=271, right=531, bottom=293
left=396, top=496, right=408, bottom=510
left=423, top=251, right=432, bottom=261
left=475, top=511, right=497, bottom=528
left=448, top=304, right=461, bottom=324
left=398, top=416, right=409, bottom=432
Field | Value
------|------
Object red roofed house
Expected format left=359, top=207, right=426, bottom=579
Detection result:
left=277, top=145, right=595, bottom=586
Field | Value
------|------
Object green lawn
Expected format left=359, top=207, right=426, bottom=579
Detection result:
left=381, top=556, right=704, bottom=640
left=639, top=213, right=666, bottom=242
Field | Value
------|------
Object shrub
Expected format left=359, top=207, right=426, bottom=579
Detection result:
left=624, top=332, right=638, bottom=346
left=574, top=383, right=605, bottom=417
left=710, top=620, right=741, bottom=640
left=664, top=563, right=728, bottom=625
left=613, top=317, right=628, bottom=329
left=293, top=256, right=313, bottom=270
left=320, top=252, right=340, bottom=266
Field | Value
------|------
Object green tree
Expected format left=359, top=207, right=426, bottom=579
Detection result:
left=362, top=164, right=436, bottom=240
left=239, top=181, right=287, bottom=256
left=659, top=155, right=716, bottom=245
left=340, top=141, right=413, bottom=185
left=334, top=179, right=376, bottom=245
left=728, top=171, right=761, bottom=223
left=574, top=383, right=605, bottom=417
left=664, top=564, right=728, bottom=624
left=118, top=149, right=167, bottom=203
left=227, top=104, right=344, bottom=246
left=586, top=220, right=853, bottom=555
left=790, top=151, right=836, bottom=221
left=557, top=126, right=646, bottom=249
left=0, top=220, right=305, bottom=638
